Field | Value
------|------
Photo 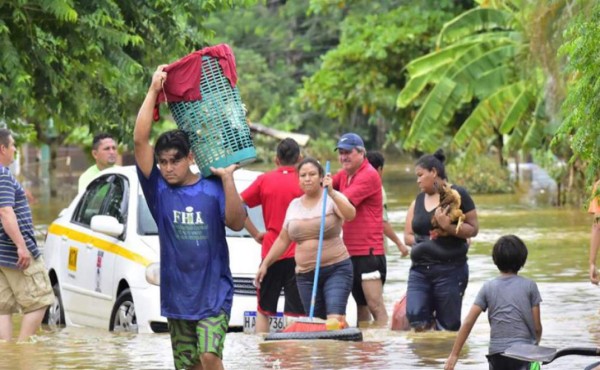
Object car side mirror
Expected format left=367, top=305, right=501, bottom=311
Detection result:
left=90, top=215, right=124, bottom=238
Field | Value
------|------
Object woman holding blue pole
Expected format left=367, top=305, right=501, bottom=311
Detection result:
left=255, top=157, right=356, bottom=327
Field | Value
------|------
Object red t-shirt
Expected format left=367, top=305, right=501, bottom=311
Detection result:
left=241, top=166, right=303, bottom=260
left=333, top=159, right=384, bottom=256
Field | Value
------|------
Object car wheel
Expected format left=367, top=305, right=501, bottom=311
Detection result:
left=109, top=288, right=138, bottom=333
left=44, top=282, right=65, bottom=328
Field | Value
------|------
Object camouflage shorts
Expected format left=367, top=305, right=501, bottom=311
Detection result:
left=168, top=311, right=229, bottom=370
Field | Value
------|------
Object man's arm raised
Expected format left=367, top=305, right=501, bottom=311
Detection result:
left=134, top=65, right=168, bottom=178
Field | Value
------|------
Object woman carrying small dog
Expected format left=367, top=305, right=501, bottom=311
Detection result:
left=403, top=149, right=479, bottom=331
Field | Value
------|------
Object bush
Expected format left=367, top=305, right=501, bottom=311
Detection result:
left=302, top=134, right=338, bottom=162
left=447, top=156, right=514, bottom=194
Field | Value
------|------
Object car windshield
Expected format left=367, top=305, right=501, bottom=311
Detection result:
left=137, top=194, right=265, bottom=237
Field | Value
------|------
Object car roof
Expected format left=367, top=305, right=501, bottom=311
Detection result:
left=98, top=165, right=262, bottom=188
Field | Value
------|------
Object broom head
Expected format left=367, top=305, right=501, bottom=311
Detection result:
left=282, top=317, right=348, bottom=333
left=283, top=317, right=326, bottom=333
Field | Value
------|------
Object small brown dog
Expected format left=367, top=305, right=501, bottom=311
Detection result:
left=430, top=182, right=465, bottom=239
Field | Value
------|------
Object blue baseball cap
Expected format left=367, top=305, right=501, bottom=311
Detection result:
left=335, top=133, right=364, bottom=151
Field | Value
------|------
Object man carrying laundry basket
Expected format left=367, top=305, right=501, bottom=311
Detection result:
left=134, top=64, right=246, bottom=370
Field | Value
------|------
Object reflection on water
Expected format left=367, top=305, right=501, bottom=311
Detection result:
left=0, top=328, right=174, bottom=370
left=6, top=163, right=598, bottom=369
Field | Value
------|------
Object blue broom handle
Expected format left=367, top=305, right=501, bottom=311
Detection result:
left=309, top=161, right=330, bottom=319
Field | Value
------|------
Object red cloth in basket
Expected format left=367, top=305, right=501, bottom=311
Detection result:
left=153, top=44, right=238, bottom=121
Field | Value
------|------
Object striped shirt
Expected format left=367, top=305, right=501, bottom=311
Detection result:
left=0, top=165, right=39, bottom=269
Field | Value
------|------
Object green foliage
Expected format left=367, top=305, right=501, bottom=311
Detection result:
left=436, top=7, right=515, bottom=46
left=0, top=119, right=36, bottom=146
left=397, top=1, right=570, bottom=162
left=453, top=81, right=535, bottom=160
left=302, top=5, right=431, bottom=118
left=398, top=5, right=524, bottom=153
left=205, top=0, right=342, bottom=139
left=0, top=0, right=256, bottom=147
left=301, top=133, right=337, bottom=162
left=531, top=148, right=570, bottom=205
left=447, top=155, right=514, bottom=194
left=531, top=149, right=567, bottom=183
left=556, top=0, right=600, bottom=183
left=299, top=1, right=469, bottom=149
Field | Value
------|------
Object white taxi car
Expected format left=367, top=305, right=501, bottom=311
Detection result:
left=43, top=165, right=281, bottom=334
left=44, top=165, right=357, bottom=334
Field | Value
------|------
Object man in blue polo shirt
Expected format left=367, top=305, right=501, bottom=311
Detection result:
left=0, top=128, right=54, bottom=342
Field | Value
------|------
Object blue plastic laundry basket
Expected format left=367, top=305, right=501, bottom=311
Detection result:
left=168, top=55, right=256, bottom=177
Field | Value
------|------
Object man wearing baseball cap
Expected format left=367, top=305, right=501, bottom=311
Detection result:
left=332, top=132, right=387, bottom=326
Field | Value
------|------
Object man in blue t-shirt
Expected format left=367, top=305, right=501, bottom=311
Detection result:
left=134, top=65, right=246, bottom=370
left=0, top=128, right=54, bottom=342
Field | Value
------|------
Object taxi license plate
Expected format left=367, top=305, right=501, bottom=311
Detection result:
left=243, top=311, right=284, bottom=333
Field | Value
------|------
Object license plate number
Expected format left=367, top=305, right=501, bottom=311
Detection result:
left=243, top=311, right=284, bottom=333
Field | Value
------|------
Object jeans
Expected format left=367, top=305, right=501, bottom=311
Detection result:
left=406, top=262, right=468, bottom=330
left=296, top=258, right=353, bottom=320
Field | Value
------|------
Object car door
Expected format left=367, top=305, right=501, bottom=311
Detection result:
left=92, top=175, right=128, bottom=320
left=67, top=174, right=128, bottom=326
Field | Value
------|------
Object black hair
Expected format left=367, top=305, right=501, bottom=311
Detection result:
left=92, top=133, right=116, bottom=150
left=415, top=148, right=447, bottom=180
left=492, top=235, right=528, bottom=273
left=0, top=128, right=11, bottom=148
left=366, top=151, right=385, bottom=170
left=297, top=157, right=324, bottom=178
left=277, top=138, right=300, bottom=165
left=154, top=129, right=191, bottom=159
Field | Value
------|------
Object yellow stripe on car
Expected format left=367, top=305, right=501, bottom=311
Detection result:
left=48, top=223, right=151, bottom=267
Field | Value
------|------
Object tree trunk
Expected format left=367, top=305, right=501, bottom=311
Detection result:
left=514, top=152, right=520, bottom=185
left=496, top=133, right=504, bottom=166
left=50, top=140, right=59, bottom=199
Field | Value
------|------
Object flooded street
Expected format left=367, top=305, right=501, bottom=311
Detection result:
left=2, top=162, right=599, bottom=369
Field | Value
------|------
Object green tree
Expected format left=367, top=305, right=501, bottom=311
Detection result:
left=298, top=0, right=471, bottom=150
left=206, top=0, right=343, bottom=140
left=0, top=0, right=255, bottom=197
left=397, top=0, right=570, bottom=165
left=0, top=0, right=255, bottom=147
left=556, top=0, right=600, bottom=185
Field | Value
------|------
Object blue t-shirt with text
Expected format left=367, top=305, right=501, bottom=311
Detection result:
left=137, top=164, right=233, bottom=320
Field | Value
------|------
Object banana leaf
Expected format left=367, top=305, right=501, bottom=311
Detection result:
left=453, top=82, right=527, bottom=148
left=404, top=77, right=466, bottom=151
left=405, top=43, right=516, bottom=147
left=437, top=8, right=515, bottom=48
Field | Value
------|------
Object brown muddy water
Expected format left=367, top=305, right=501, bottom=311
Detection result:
left=2, top=162, right=599, bottom=370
